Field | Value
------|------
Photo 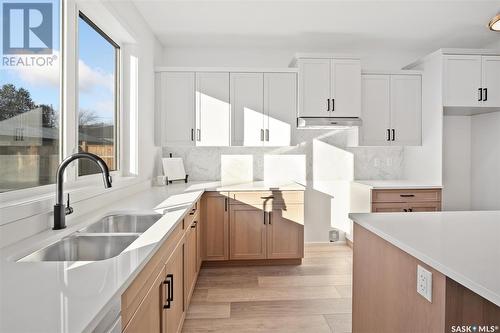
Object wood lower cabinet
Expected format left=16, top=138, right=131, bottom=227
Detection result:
left=123, top=267, right=165, bottom=333
left=164, top=242, right=184, bottom=333
left=371, top=188, right=442, bottom=213
left=229, top=205, right=267, bottom=260
left=202, top=192, right=229, bottom=261
left=184, top=220, right=198, bottom=307
left=267, top=205, right=304, bottom=259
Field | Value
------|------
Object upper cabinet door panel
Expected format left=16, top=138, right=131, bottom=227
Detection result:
left=331, top=59, right=361, bottom=118
left=482, top=56, right=500, bottom=107
left=264, top=73, right=297, bottom=146
left=391, top=75, right=422, bottom=146
left=360, top=75, right=391, bottom=146
left=230, top=73, right=264, bottom=146
left=196, top=72, right=230, bottom=146
left=161, top=72, right=195, bottom=146
left=443, top=55, right=482, bottom=107
left=298, top=59, right=331, bottom=117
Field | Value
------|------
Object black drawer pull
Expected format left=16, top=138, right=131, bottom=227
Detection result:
left=400, top=194, right=415, bottom=198
left=163, top=278, right=171, bottom=309
left=260, top=196, right=274, bottom=200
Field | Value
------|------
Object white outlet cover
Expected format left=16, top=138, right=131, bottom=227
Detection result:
left=417, top=265, right=432, bottom=302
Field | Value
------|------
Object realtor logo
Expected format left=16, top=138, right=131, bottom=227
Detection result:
left=2, top=2, right=53, bottom=54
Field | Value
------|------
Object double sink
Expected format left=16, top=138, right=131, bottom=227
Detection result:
left=19, top=213, right=163, bottom=262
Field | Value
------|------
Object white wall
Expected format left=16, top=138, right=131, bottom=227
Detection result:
left=471, top=112, right=500, bottom=210
left=442, top=116, right=471, bottom=210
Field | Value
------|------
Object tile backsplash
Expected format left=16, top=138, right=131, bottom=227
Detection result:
left=161, top=129, right=404, bottom=182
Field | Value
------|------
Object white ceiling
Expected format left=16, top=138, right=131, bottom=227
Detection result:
left=132, top=0, right=500, bottom=55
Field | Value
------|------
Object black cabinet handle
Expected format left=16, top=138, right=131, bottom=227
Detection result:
left=327, top=99, right=330, bottom=112
left=331, top=99, right=335, bottom=111
left=391, top=129, right=395, bottom=141
left=265, top=129, right=269, bottom=142
left=484, top=88, right=488, bottom=101
left=260, top=129, right=264, bottom=141
left=408, top=208, right=413, bottom=212
left=263, top=211, right=266, bottom=225
left=268, top=212, right=272, bottom=225
left=224, top=197, right=228, bottom=211
left=479, top=88, right=483, bottom=101
left=400, top=194, right=415, bottom=198
left=403, top=209, right=408, bottom=212
left=191, top=128, right=194, bottom=141
left=163, top=274, right=173, bottom=309
left=387, top=129, right=391, bottom=141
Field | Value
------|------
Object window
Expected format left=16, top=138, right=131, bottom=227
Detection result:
left=0, top=0, right=61, bottom=192
left=77, top=12, right=119, bottom=176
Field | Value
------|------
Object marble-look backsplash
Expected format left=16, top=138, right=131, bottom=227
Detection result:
left=161, top=129, right=404, bottom=181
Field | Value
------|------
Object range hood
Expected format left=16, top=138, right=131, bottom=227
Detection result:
left=297, top=117, right=362, bottom=129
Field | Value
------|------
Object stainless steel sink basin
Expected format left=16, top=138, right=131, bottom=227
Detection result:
left=79, top=213, right=162, bottom=233
left=18, top=234, right=139, bottom=262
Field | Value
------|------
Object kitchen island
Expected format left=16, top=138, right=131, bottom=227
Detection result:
left=349, top=211, right=500, bottom=333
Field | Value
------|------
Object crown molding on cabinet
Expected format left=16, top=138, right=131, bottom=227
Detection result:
left=403, top=48, right=500, bottom=70
left=154, top=66, right=298, bottom=73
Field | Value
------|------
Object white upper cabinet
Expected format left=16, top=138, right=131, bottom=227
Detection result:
left=360, top=75, right=391, bottom=146
left=195, top=72, right=231, bottom=146
left=331, top=59, right=362, bottom=118
left=264, top=72, right=297, bottom=146
left=298, top=59, right=331, bottom=117
left=443, top=55, right=482, bottom=107
left=482, top=56, right=500, bottom=107
left=443, top=55, right=500, bottom=108
left=390, top=75, right=422, bottom=146
left=230, top=73, right=264, bottom=146
left=158, top=72, right=195, bottom=146
left=360, top=74, right=422, bottom=146
left=297, top=57, right=361, bottom=118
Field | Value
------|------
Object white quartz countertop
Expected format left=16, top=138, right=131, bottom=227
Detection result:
left=0, top=180, right=304, bottom=333
left=349, top=211, right=500, bottom=307
left=354, top=180, right=443, bottom=189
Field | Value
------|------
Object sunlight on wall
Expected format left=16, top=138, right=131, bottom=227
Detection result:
left=264, top=154, right=306, bottom=184
left=129, top=55, right=139, bottom=175
left=220, top=155, right=253, bottom=185
left=267, top=114, right=291, bottom=146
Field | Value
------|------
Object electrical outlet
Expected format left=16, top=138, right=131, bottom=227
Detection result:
left=417, top=265, right=432, bottom=302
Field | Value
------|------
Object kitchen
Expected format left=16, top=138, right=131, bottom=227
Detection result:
left=0, top=1, right=499, bottom=332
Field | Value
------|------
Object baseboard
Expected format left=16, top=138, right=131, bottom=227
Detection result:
left=202, top=258, right=302, bottom=267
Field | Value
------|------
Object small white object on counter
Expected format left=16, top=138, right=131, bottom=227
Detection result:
left=349, top=211, right=500, bottom=307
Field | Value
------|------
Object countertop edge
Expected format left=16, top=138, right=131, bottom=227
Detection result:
left=349, top=214, right=500, bottom=307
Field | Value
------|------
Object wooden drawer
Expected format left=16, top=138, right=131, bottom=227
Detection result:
left=372, top=189, right=441, bottom=203
left=121, top=220, right=184, bottom=328
left=184, top=201, right=200, bottom=228
left=372, top=201, right=441, bottom=213
left=229, top=191, right=304, bottom=206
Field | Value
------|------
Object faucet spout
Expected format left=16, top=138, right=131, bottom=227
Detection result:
left=53, top=152, right=112, bottom=230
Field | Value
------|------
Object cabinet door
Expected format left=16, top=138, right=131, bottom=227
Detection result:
left=482, top=56, right=500, bottom=107
left=298, top=59, right=331, bottom=117
left=202, top=193, right=229, bottom=261
left=443, top=55, right=482, bottom=107
left=407, top=202, right=441, bottom=212
left=230, top=73, right=264, bottom=146
left=164, top=243, right=184, bottom=333
left=196, top=217, right=202, bottom=271
left=123, top=268, right=165, bottom=333
left=331, top=59, right=361, bottom=117
left=267, top=204, right=304, bottom=259
left=184, top=222, right=197, bottom=307
left=391, top=75, right=422, bottom=146
left=360, top=75, right=391, bottom=146
left=160, top=72, right=195, bottom=146
left=195, top=72, right=230, bottom=146
left=229, top=204, right=267, bottom=260
left=264, top=72, right=296, bottom=146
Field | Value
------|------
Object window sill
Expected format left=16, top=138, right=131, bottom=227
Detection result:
left=0, top=176, right=147, bottom=226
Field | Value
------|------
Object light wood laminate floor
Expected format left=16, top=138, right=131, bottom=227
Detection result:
left=182, top=243, right=353, bottom=333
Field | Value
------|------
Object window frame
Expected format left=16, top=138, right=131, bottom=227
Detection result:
left=76, top=11, right=121, bottom=181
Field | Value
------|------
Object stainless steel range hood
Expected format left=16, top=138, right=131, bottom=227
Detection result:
left=297, top=117, right=362, bottom=129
